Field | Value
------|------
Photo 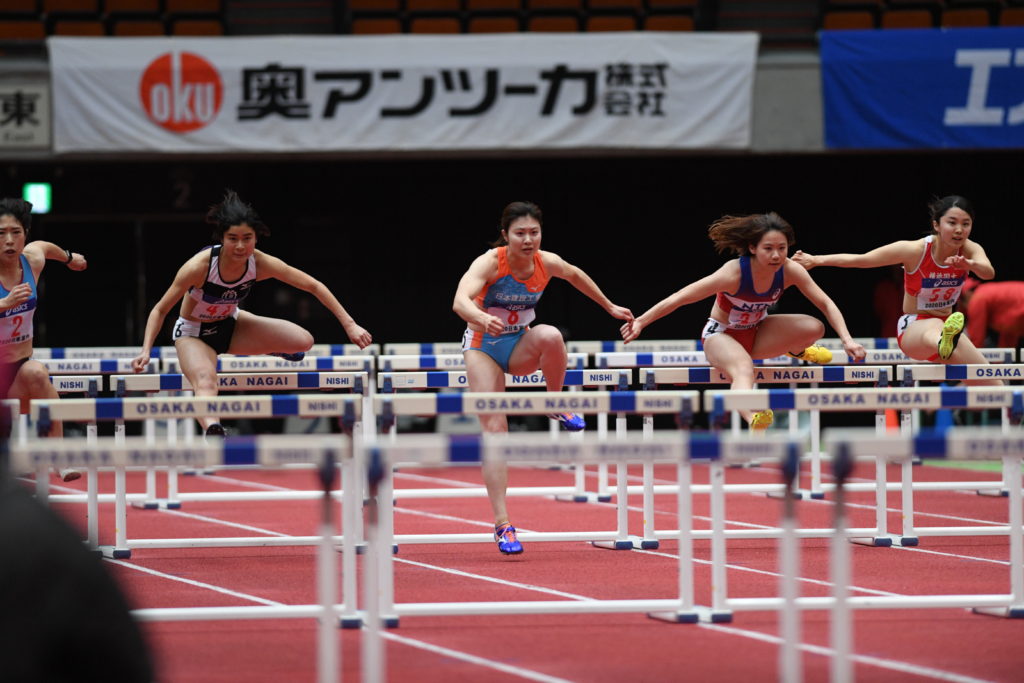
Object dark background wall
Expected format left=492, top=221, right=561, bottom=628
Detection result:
left=4, top=149, right=1022, bottom=350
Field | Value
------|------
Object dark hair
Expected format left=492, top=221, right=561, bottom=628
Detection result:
left=707, top=212, right=795, bottom=255
left=205, top=190, right=270, bottom=241
left=928, top=195, right=975, bottom=226
left=0, top=197, right=33, bottom=233
left=492, top=201, right=542, bottom=247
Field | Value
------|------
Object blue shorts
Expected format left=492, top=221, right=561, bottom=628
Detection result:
left=462, top=327, right=526, bottom=373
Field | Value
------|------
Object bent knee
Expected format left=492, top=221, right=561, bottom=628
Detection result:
left=530, top=325, right=565, bottom=347
left=18, top=363, right=55, bottom=396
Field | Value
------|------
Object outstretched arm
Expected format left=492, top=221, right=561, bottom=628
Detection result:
left=620, top=262, right=735, bottom=344
left=543, top=252, right=633, bottom=322
left=948, top=239, right=995, bottom=280
left=131, top=260, right=200, bottom=373
left=257, top=252, right=372, bottom=348
left=792, top=240, right=919, bottom=271
left=22, top=241, right=87, bottom=274
left=787, top=261, right=866, bottom=361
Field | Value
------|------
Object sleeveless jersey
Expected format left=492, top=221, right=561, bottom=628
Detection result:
left=187, top=245, right=257, bottom=322
left=473, top=246, right=550, bottom=335
left=0, top=254, right=36, bottom=346
left=904, top=235, right=968, bottom=312
left=714, top=255, right=785, bottom=330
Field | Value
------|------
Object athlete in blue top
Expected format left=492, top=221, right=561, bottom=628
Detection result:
left=0, top=198, right=87, bottom=479
left=621, top=212, right=866, bottom=429
left=453, top=201, right=632, bottom=554
left=131, top=190, right=372, bottom=437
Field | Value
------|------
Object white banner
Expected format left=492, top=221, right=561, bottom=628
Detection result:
left=49, top=33, right=759, bottom=153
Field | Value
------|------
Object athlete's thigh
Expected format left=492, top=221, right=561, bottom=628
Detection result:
left=899, top=317, right=944, bottom=358
left=507, top=325, right=563, bottom=376
left=229, top=311, right=310, bottom=355
left=703, top=332, right=753, bottom=377
left=174, top=337, right=218, bottom=379
left=749, top=314, right=818, bottom=359
left=7, top=360, right=57, bottom=403
left=464, top=350, right=506, bottom=392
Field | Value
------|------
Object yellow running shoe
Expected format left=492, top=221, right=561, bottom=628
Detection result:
left=938, top=312, right=965, bottom=360
left=788, top=344, right=833, bottom=364
left=750, top=409, right=774, bottom=430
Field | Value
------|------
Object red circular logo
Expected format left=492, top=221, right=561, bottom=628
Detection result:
left=139, top=52, right=223, bottom=134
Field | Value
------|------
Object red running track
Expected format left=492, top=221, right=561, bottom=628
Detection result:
left=36, top=459, right=1024, bottom=682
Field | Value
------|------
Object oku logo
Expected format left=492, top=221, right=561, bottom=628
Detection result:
left=139, top=52, right=223, bottom=133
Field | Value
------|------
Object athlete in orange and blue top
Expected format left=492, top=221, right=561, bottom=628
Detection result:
left=453, top=201, right=633, bottom=555
left=794, top=195, right=997, bottom=378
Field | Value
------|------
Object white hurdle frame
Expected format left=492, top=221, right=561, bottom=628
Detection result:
left=706, top=386, right=1024, bottom=547
left=28, top=394, right=363, bottom=561
left=9, top=435, right=351, bottom=683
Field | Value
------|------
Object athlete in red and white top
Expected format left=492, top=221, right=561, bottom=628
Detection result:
left=793, top=195, right=998, bottom=382
left=453, top=201, right=632, bottom=555
left=131, top=190, right=372, bottom=436
left=0, top=198, right=87, bottom=478
left=621, top=212, right=866, bottom=429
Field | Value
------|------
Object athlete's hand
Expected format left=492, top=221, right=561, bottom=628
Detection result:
left=843, top=339, right=867, bottom=363
left=130, top=351, right=150, bottom=374
left=620, top=318, right=645, bottom=344
left=344, top=322, right=373, bottom=349
left=67, top=253, right=87, bottom=271
left=607, top=304, right=634, bottom=322
left=479, top=313, right=504, bottom=336
left=0, top=283, right=32, bottom=311
left=944, top=254, right=972, bottom=270
left=791, top=250, right=816, bottom=270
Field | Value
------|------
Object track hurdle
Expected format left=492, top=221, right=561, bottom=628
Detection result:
left=8, top=434, right=351, bottom=683
left=104, top=371, right=368, bottom=510
left=360, top=431, right=803, bottom=628
left=382, top=342, right=463, bottom=355
left=818, top=347, right=1015, bottom=365
left=823, top=428, right=1024, bottom=681
left=28, top=394, right=362, bottom=558
left=705, top=386, right=1024, bottom=547
left=595, top=350, right=796, bottom=369
left=375, top=352, right=588, bottom=372
left=37, top=357, right=160, bottom=375
left=641, top=365, right=887, bottom=498
left=161, top=355, right=375, bottom=374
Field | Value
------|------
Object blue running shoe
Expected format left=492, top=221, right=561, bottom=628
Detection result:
left=549, top=412, right=585, bottom=431
left=494, top=523, right=523, bottom=555
left=271, top=352, right=306, bottom=362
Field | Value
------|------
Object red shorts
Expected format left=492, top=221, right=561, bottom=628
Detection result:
left=896, top=312, right=948, bottom=362
left=701, top=318, right=758, bottom=354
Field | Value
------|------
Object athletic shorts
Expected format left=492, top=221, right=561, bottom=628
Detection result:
left=0, top=356, right=29, bottom=400
left=462, top=327, right=527, bottom=373
left=896, top=313, right=948, bottom=362
left=701, top=318, right=759, bottom=354
left=172, top=315, right=237, bottom=355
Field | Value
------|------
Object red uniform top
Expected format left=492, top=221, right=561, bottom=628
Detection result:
left=904, top=236, right=968, bottom=313
left=965, top=281, right=1024, bottom=348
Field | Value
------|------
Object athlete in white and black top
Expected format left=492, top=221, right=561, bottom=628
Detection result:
left=131, top=190, right=372, bottom=436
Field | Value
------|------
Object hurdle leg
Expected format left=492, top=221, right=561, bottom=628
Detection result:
left=34, top=465, right=49, bottom=501
left=377, top=459, right=398, bottom=628
left=362, top=470, right=386, bottom=683
left=898, top=457, right=919, bottom=546
left=316, top=452, right=340, bottom=683
left=101, top=464, right=131, bottom=559
left=86, top=465, right=99, bottom=550
left=134, top=419, right=160, bottom=510
left=592, top=413, right=639, bottom=550
left=808, top=408, right=824, bottom=498
left=339, top=452, right=362, bottom=628
left=639, top=414, right=658, bottom=549
left=850, top=456, right=895, bottom=547
left=974, top=454, right=1024, bottom=618
left=830, top=458, right=854, bottom=683
left=779, top=467, right=802, bottom=682
left=596, top=411, right=611, bottom=501
left=649, top=459, right=698, bottom=624
left=979, top=408, right=1012, bottom=497
left=702, top=460, right=732, bottom=623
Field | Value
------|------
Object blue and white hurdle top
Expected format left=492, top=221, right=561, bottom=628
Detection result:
left=50, top=375, right=104, bottom=396
left=161, top=355, right=374, bottom=374
left=895, top=363, right=1024, bottom=385
left=37, top=358, right=157, bottom=375
left=224, top=343, right=379, bottom=357
left=705, top=386, right=1024, bottom=419
left=376, top=353, right=588, bottom=372
left=34, top=346, right=177, bottom=360
left=110, top=372, right=369, bottom=396
left=376, top=368, right=632, bottom=392
left=596, top=351, right=796, bottom=368
left=820, top=348, right=1016, bottom=365
left=825, top=426, right=1024, bottom=463
left=640, top=365, right=885, bottom=390
left=383, top=342, right=464, bottom=356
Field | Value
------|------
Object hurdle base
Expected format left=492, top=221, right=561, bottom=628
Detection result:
left=977, top=489, right=1009, bottom=498
left=131, top=500, right=160, bottom=510
left=647, top=610, right=699, bottom=624
left=100, top=546, right=131, bottom=559
left=383, top=615, right=400, bottom=629
left=728, top=460, right=761, bottom=469
left=352, top=543, right=398, bottom=555
left=339, top=616, right=363, bottom=629
left=766, top=490, right=803, bottom=501
left=972, top=605, right=1024, bottom=619
left=591, top=536, right=644, bottom=551
left=692, top=606, right=733, bottom=623
left=899, top=536, right=919, bottom=547
left=159, top=500, right=182, bottom=510
left=806, top=490, right=826, bottom=500
left=849, top=535, right=895, bottom=547
left=554, top=492, right=613, bottom=503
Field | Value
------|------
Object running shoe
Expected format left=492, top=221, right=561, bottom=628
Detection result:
left=788, top=345, right=833, bottom=364
left=938, top=312, right=965, bottom=361
left=549, top=412, right=585, bottom=431
left=205, top=423, right=227, bottom=439
left=494, top=523, right=523, bottom=555
left=58, top=468, right=81, bottom=483
left=750, top=409, right=774, bottom=430
left=270, top=352, right=305, bottom=362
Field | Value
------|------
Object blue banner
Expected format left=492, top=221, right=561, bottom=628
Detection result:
left=821, top=27, right=1024, bottom=149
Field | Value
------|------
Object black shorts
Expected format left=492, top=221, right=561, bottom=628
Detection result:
left=172, top=316, right=237, bottom=355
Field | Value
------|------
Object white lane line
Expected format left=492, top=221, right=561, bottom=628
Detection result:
left=157, top=508, right=292, bottom=536
left=105, top=559, right=284, bottom=606
left=394, top=557, right=594, bottom=601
